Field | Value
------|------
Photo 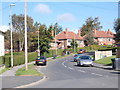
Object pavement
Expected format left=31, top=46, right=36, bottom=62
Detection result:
left=0, top=57, right=53, bottom=89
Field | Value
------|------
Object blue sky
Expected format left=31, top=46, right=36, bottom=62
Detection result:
left=1, top=1, right=119, bottom=33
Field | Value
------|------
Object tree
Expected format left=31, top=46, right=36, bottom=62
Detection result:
left=71, top=39, right=78, bottom=52
left=51, top=22, right=63, bottom=36
left=4, top=30, right=11, bottom=49
left=84, top=31, right=98, bottom=46
left=114, top=18, right=120, bottom=43
left=38, top=24, right=53, bottom=55
left=80, top=17, right=102, bottom=45
left=12, top=14, right=35, bottom=51
left=80, top=17, right=102, bottom=36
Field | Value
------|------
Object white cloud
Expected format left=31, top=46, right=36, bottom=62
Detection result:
left=34, top=4, right=52, bottom=14
left=0, top=26, right=9, bottom=32
left=56, top=13, right=76, bottom=22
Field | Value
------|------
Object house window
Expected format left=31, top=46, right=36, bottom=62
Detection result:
left=68, top=39, right=71, bottom=42
left=108, top=38, right=111, bottom=41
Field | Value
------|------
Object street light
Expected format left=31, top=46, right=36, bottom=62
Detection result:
left=37, top=23, right=40, bottom=56
left=55, top=29, right=57, bottom=55
left=24, top=0, right=28, bottom=71
left=74, top=29, right=76, bottom=53
left=9, top=3, right=15, bottom=67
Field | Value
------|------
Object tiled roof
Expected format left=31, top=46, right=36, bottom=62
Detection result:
left=56, top=30, right=84, bottom=40
left=94, top=30, right=114, bottom=38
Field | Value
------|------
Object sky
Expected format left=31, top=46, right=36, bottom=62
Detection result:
left=0, top=0, right=119, bottom=33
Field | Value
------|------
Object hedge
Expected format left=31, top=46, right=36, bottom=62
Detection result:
left=1, top=45, right=116, bottom=67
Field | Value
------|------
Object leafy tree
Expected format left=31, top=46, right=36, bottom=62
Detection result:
left=4, top=30, right=11, bottom=49
left=71, top=39, right=78, bottom=52
left=114, top=18, right=120, bottom=43
left=51, top=22, right=63, bottom=36
left=84, top=31, right=98, bottom=46
left=38, top=24, right=53, bottom=55
left=80, top=17, right=102, bottom=36
left=12, top=14, right=35, bottom=51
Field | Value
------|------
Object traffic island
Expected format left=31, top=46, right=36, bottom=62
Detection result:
left=15, top=64, right=43, bottom=76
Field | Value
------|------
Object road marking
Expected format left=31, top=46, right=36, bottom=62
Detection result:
left=62, top=61, right=68, bottom=68
left=78, top=70, right=86, bottom=73
left=91, top=73, right=103, bottom=76
left=68, top=67, right=75, bottom=70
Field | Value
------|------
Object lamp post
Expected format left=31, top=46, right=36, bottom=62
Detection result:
left=24, top=0, right=28, bottom=71
left=9, top=4, right=15, bottom=67
left=55, top=29, right=57, bottom=55
left=74, top=29, right=76, bottom=53
left=37, top=24, right=40, bottom=56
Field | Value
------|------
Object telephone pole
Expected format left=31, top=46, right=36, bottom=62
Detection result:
left=24, top=0, right=28, bottom=70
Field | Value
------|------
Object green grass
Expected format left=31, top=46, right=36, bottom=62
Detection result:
left=56, top=54, right=72, bottom=59
left=0, top=68, right=9, bottom=74
left=94, top=55, right=116, bottom=65
left=15, top=64, right=43, bottom=76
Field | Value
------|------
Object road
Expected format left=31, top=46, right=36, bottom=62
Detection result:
left=26, top=55, right=119, bottom=88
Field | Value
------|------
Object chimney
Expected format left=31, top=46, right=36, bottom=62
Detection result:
left=107, top=29, right=110, bottom=34
left=65, top=28, right=68, bottom=35
left=77, top=30, right=81, bottom=36
left=94, top=28, right=96, bottom=35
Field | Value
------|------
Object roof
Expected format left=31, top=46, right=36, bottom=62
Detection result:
left=56, top=30, right=84, bottom=40
left=94, top=30, right=114, bottom=38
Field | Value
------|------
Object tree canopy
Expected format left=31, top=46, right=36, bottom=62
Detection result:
left=114, top=18, right=120, bottom=43
left=80, top=17, right=102, bottom=36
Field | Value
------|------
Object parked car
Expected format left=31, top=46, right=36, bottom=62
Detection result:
left=35, top=56, right=47, bottom=65
left=77, top=49, right=86, bottom=54
left=74, top=54, right=81, bottom=62
left=77, top=55, right=93, bottom=67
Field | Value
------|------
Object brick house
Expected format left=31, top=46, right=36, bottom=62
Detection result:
left=51, top=28, right=84, bottom=49
left=93, top=29, right=115, bottom=45
left=49, top=28, right=115, bottom=50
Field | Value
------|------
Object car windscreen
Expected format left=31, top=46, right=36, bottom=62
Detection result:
left=80, top=56, right=90, bottom=59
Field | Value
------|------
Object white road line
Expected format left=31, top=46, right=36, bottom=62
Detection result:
left=68, top=67, right=75, bottom=70
left=78, top=70, right=86, bottom=73
left=62, top=61, right=67, bottom=68
left=91, top=73, right=103, bottom=76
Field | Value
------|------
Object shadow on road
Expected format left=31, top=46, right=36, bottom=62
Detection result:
left=110, top=72, right=120, bottom=74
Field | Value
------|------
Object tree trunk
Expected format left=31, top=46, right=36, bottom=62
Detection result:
left=117, top=48, right=120, bottom=58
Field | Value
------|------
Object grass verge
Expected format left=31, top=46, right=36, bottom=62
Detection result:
left=15, top=64, right=43, bottom=76
left=94, top=55, right=116, bottom=65
left=0, top=68, right=9, bottom=74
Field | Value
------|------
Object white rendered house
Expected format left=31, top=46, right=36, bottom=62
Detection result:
left=0, top=30, right=5, bottom=56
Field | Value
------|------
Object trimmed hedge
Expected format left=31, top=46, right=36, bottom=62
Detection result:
left=1, top=45, right=116, bottom=67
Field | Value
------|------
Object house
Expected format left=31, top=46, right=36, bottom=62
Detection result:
left=93, top=29, right=115, bottom=45
left=54, top=28, right=84, bottom=49
left=0, top=30, right=5, bottom=56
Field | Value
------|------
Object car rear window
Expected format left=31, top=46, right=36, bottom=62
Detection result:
left=80, top=56, right=90, bottom=59
left=37, top=56, right=46, bottom=59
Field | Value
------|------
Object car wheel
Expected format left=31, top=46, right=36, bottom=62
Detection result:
left=90, top=64, right=93, bottom=67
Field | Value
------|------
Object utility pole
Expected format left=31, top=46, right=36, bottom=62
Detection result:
left=9, top=4, right=15, bottom=67
left=38, top=25, right=40, bottom=56
left=74, top=30, right=76, bottom=53
left=24, top=0, right=28, bottom=71
left=55, top=29, right=57, bottom=55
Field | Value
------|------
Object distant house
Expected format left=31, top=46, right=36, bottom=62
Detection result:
left=93, top=29, right=115, bottom=45
left=54, top=28, right=84, bottom=49
left=0, top=30, right=5, bottom=56
left=50, top=28, right=115, bottom=50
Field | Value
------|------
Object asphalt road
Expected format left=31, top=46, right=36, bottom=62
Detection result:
left=27, top=55, right=119, bottom=88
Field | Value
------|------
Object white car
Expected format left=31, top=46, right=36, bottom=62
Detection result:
left=77, top=55, right=93, bottom=67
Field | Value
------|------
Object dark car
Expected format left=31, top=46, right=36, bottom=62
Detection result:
left=77, top=49, right=86, bottom=54
left=35, top=56, right=47, bottom=65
